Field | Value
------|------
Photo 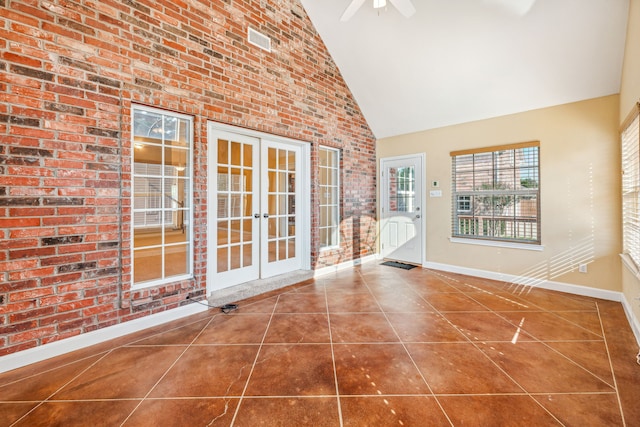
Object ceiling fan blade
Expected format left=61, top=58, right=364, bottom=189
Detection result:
left=389, top=0, right=416, bottom=18
left=340, top=0, right=367, bottom=22
left=483, top=0, right=536, bottom=16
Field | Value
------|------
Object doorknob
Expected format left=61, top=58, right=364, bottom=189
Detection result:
left=415, top=214, right=421, bottom=219
left=263, top=213, right=269, bottom=218
left=254, top=213, right=260, bottom=218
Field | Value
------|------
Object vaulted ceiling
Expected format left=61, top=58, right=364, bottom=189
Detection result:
left=299, top=0, right=630, bottom=139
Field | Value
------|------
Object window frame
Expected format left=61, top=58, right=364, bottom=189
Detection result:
left=621, top=103, right=640, bottom=270
left=319, top=146, right=341, bottom=250
left=131, top=105, right=194, bottom=289
left=451, top=141, right=541, bottom=245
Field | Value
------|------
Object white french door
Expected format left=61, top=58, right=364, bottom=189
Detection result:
left=260, top=140, right=302, bottom=278
left=207, top=125, right=307, bottom=291
left=380, top=154, right=425, bottom=265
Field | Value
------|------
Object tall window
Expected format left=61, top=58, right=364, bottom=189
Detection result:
left=319, top=147, right=340, bottom=248
left=622, top=104, right=640, bottom=267
left=451, top=142, right=540, bottom=244
left=132, top=106, right=193, bottom=286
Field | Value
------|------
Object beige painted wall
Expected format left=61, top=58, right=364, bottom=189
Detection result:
left=620, top=0, right=640, bottom=329
left=378, top=95, right=621, bottom=292
left=621, top=0, right=640, bottom=119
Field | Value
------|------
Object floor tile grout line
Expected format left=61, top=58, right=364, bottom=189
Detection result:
left=9, top=348, right=116, bottom=427
left=0, top=350, right=111, bottom=389
left=119, top=310, right=219, bottom=426
left=476, top=309, right=618, bottom=389
left=228, top=294, right=280, bottom=426
left=395, top=269, right=572, bottom=426
left=596, top=301, right=627, bottom=427
left=11, top=388, right=617, bottom=404
left=434, top=270, right=604, bottom=339
left=412, top=269, right=618, bottom=425
left=430, top=270, right=617, bottom=388
left=355, top=267, right=456, bottom=427
left=324, top=277, right=344, bottom=427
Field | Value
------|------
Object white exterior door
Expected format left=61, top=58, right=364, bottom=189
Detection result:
left=207, top=125, right=307, bottom=292
left=380, top=155, right=424, bottom=265
left=209, top=131, right=260, bottom=289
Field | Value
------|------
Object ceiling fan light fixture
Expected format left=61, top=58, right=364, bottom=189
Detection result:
left=373, top=0, right=386, bottom=9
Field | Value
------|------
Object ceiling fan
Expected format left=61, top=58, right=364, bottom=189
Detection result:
left=340, top=0, right=416, bottom=22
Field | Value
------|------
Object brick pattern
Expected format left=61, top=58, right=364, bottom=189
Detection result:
left=0, top=0, right=377, bottom=355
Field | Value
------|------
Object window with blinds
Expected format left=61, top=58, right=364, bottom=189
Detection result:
left=451, top=142, right=540, bottom=244
left=622, top=104, right=640, bottom=267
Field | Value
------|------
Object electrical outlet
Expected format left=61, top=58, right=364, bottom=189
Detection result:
left=578, top=264, right=587, bottom=273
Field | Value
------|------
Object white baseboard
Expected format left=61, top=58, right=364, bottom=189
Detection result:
left=0, top=256, right=379, bottom=374
left=3, top=258, right=637, bottom=374
left=0, top=303, right=208, bottom=374
left=424, top=261, right=640, bottom=346
left=621, top=294, right=640, bottom=347
left=424, top=261, right=622, bottom=301
left=314, top=254, right=378, bottom=277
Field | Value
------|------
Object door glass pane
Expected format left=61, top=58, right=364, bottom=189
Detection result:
left=230, top=245, right=241, bottom=269
left=216, top=138, right=255, bottom=273
left=269, top=241, right=277, bottom=262
left=230, top=219, right=241, bottom=244
left=218, top=220, right=228, bottom=245
left=218, top=139, right=229, bottom=163
left=242, top=219, right=252, bottom=241
left=244, top=144, right=252, bottom=166
left=268, top=217, right=277, bottom=238
left=218, top=247, right=228, bottom=273
left=287, top=150, right=295, bottom=170
left=243, top=243, right=252, bottom=267
left=388, top=166, right=415, bottom=213
left=231, top=141, right=241, bottom=166
left=287, top=238, right=295, bottom=259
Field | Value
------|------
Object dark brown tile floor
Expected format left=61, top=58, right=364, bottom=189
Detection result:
left=2, top=264, right=640, bottom=426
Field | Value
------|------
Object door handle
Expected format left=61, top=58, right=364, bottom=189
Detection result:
left=254, top=213, right=260, bottom=218
left=415, top=214, right=421, bottom=219
left=263, top=213, right=269, bottom=218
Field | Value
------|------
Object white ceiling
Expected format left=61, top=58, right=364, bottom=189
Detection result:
left=299, top=0, right=630, bottom=139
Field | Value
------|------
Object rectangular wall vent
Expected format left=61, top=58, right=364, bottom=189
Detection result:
left=248, top=28, right=271, bottom=52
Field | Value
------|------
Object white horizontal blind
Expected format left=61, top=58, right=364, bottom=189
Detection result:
left=451, top=142, right=540, bottom=244
left=622, top=112, right=640, bottom=267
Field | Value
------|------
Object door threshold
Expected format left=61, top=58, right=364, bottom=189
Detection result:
left=207, top=270, right=314, bottom=307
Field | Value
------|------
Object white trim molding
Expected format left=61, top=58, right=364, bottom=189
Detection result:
left=424, top=261, right=640, bottom=346
left=0, top=303, right=208, bottom=374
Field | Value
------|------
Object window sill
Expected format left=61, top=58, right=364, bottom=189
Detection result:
left=620, top=253, right=640, bottom=280
left=131, top=274, right=192, bottom=290
left=449, top=237, right=544, bottom=251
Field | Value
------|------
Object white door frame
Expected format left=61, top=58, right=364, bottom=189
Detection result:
left=379, top=153, right=426, bottom=266
left=206, top=122, right=311, bottom=295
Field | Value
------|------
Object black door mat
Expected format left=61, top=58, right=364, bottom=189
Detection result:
left=380, top=261, right=417, bottom=270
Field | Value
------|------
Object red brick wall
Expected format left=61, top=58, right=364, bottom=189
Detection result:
left=0, top=0, right=377, bottom=355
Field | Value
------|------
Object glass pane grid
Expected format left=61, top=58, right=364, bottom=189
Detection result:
left=132, top=107, right=192, bottom=285
left=217, top=139, right=255, bottom=273
left=319, top=147, right=340, bottom=248
left=452, top=146, right=540, bottom=243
